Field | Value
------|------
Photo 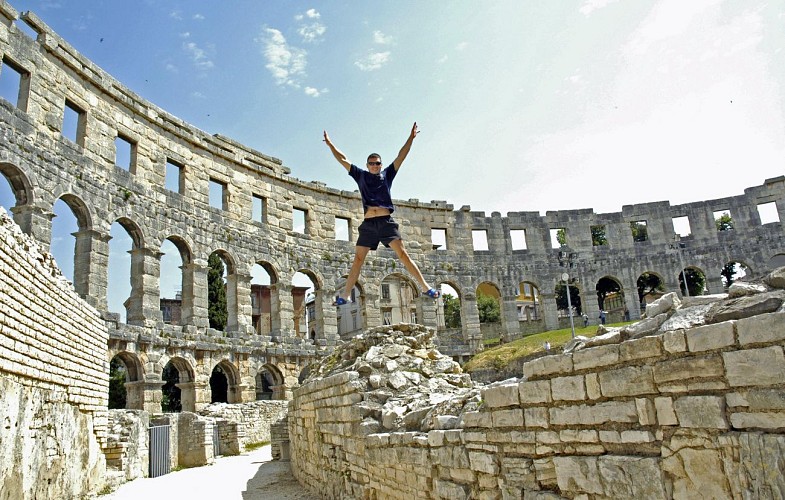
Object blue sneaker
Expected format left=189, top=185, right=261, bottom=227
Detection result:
left=425, top=288, right=441, bottom=299
left=333, top=296, right=348, bottom=306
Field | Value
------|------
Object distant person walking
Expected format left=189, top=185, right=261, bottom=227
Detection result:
left=599, top=310, right=607, bottom=325
left=323, top=122, right=440, bottom=306
left=582, top=312, right=589, bottom=328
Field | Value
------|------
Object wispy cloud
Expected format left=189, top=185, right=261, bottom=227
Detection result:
left=373, top=30, right=394, bottom=45
left=304, top=87, right=328, bottom=97
left=193, top=13, right=205, bottom=21
left=295, top=8, right=326, bottom=43
left=169, top=10, right=183, bottom=20
left=182, top=41, right=214, bottom=70
left=355, top=51, right=391, bottom=71
left=259, top=28, right=307, bottom=88
left=579, top=0, right=620, bottom=17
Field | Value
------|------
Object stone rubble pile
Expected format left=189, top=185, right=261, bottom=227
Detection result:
left=306, top=323, right=482, bottom=433
left=565, top=267, right=785, bottom=353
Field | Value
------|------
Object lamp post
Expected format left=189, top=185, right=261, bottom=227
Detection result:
left=561, top=272, right=576, bottom=338
left=670, top=236, right=689, bottom=297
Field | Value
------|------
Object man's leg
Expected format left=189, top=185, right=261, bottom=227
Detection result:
left=340, top=246, right=370, bottom=301
left=388, top=239, right=434, bottom=294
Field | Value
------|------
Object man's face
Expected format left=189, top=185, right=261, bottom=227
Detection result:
left=366, top=156, right=382, bottom=174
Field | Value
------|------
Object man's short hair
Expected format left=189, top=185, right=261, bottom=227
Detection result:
left=367, top=153, right=381, bottom=162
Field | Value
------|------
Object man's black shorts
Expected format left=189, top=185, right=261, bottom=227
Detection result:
left=357, top=215, right=401, bottom=250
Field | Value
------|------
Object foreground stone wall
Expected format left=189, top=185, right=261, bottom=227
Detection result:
left=199, top=400, right=289, bottom=446
left=289, top=313, right=785, bottom=499
left=0, top=205, right=109, bottom=498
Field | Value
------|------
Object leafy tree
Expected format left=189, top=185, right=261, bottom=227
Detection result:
left=555, top=283, right=582, bottom=314
left=161, top=363, right=181, bottom=413
left=596, top=277, right=621, bottom=310
left=715, top=212, right=734, bottom=231
left=556, top=228, right=566, bottom=246
left=631, top=221, right=648, bottom=242
left=442, top=293, right=462, bottom=328
left=108, top=358, right=127, bottom=409
left=637, top=272, right=664, bottom=303
left=679, top=268, right=706, bottom=296
left=591, top=225, right=607, bottom=246
left=720, top=262, right=737, bottom=288
left=477, top=292, right=500, bottom=323
left=208, top=253, right=227, bottom=330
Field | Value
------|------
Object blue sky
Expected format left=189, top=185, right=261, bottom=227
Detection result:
left=2, top=0, right=785, bottom=318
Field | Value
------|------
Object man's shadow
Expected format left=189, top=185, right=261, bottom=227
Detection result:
left=242, top=459, right=318, bottom=500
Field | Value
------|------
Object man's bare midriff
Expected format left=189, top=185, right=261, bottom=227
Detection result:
left=364, top=206, right=391, bottom=219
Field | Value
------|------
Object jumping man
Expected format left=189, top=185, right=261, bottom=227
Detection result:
left=323, top=122, right=440, bottom=306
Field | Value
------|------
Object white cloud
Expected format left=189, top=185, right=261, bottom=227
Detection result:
left=295, top=9, right=326, bottom=43
left=456, top=41, right=469, bottom=51
left=169, top=10, right=183, bottom=20
left=373, top=30, right=394, bottom=45
left=259, top=28, right=307, bottom=87
left=304, top=87, right=328, bottom=97
left=193, top=13, right=205, bottom=21
left=190, top=91, right=206, bottom=99
left=437, top=55, right=449, bottom=64
left=354, top=51, right=390, bottom=71
left=579, top=0, right=620, bottom=17
left=182, top=41, right=214, bottom=70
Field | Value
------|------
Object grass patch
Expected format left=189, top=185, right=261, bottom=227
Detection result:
left=464, top=321, right=635, bottom=373
left=244, top=440, right=270, bottom=452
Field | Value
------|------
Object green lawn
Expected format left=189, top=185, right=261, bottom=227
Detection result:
left=462, top=322, right=635, bottom=372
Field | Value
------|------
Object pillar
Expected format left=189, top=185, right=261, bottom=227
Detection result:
left=10, top=204, right=52, bottom=252
left=461, top=294, right=482, bottom=352
left=182, top=262, right=208, bottom=328
left=126, top=247, right=164, bottom=327
left=72, top=228, right=110, bottom=311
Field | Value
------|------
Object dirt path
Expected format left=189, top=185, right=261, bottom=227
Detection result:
left=103, top=445, right=318, bottom=500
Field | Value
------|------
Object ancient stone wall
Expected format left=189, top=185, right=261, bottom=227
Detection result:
left=288, top=313, right=785, bottom=499
left=198, top=400, right=289, bottom=446
left=0, top=204, right=109, bottom=498
left=1, top=0, right=785, bottom=407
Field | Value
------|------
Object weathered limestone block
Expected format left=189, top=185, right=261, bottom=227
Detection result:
left=462, top=411, right=492, bottom=428
left=619, top=335, right=662, bottom=362
left=549, top=401, right=638, bottom=426
left=723, top=346, right=785, bottom=387
left=662, top=329, right=687, bottom=353
left=519, top=379, right=552, bottom=405
left=524, top=407, right=549, bottom=429
left=663, top=431, right=732, bottom=500
left=625, top=313, right=669, bottom=339
left=653, top=354, right=724, bottom=385
left=728, top=281, right=768, bottom=298
left=764, top=267, right=785, bottom=289
left=522, top=354, right=573, bottom=379
left=658, top=303, right=714, bottom=332
left=730, top=412, right=785, bottom=429
left=491, top=409, right=524, bottom=428
left=596, top=456, right=667, bottom=499
left=644, top=292, right=680, bottom=318
left=736, top=311, right=785, bottom=345
left=469, top=451, right=499, bottom=475
left=572, top=344, right=619, bottom=371
left=598, top=366, right=656, bottom=398
left=552, top=456, right=602, bottom=495
left=673, top=396, right=728, bottom=429
left=550, top=375, right=586, bottom=402
left=483, top=383, right=520, bottom=408
left=685, top=321, right=735, bottom=352
left=655, top=396, right=678, bottom=426
left=705, top=292, right=784, bottom=324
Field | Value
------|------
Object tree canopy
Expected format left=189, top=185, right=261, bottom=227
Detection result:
left=477, top=292, right=500, bottom=323
left=555, top=282, right=582, bottom=314
left=208, top=253, right=227, bottom=330
left=442, top=293, right=462, bottom=328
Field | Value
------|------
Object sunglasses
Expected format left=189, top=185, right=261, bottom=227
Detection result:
left=367, top=161, right=382, bottom=166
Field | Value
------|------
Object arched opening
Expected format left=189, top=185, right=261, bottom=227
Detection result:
left=210, top=364, right=229, bottom=403
left=298, top=365, right=314, bottom=385
left=256, top=364, right=284, bottom=400
left=555, top=280, right=582, bottom=323
left=292, top=270, right=317, bottom=340
left=476, top=282, right=502, bottom=346
left=207, top=251, right=234, bottom=331
left=516, top=281, right=541, bottom=322
left=108, top=218, right=143, bottom=323
left=679, top=266, right=707, bottom=297
left=381, top=273, right=419, bottom=325
left=251, top=262, right=277, bottom=335
left=637, top=271, right=665, bottom=310
left=437, top=282, right=461, bottom=329
left=159, top=238, right=188, bottom=325
left=720, top=261, right=750, bottom=290
left=0, top=170, right=16, bottom=210
left=768, top=253, right=785, bottom=271
left=109, top=357, right=128, bottom=409
left=0, top=163, right=31, bottom=210
left=337, top=283, right=364, bottom=339
left=50, top=197, right=82, bottom=283
left=161, top=357, right=195, bottom=413
left=596, top=276, right=626, bottom=323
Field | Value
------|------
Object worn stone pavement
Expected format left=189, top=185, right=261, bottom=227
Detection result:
left=102, top=445, right=318, bottom=500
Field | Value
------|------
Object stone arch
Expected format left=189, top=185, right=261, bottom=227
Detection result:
left=719, top=259, right=752, bottom=290
left=159, top=235, right=193, bottom=326
left=637, top=271, right=666, bottom=310
left=298, top=364, right=315, bottom=385
left=52, top=193, right=99, bottom=303
left=161, top=356, right=196, bottom=413
left=476, top=281, right=503, bottom=344
left=109, top=217, right=145, bottom=324
left=0, top=162, right=33, bottom=207
left=381, top=273, right=419, bottom=325
left=210, top=359, right=241, bottom=404
left=255, top=364, right=285, bottom=400
left=596, top=275, right=626, bottom=322
left=555, top=276, right=582, bottom=321
left=292, top=268, right=321, bottom=341
left=55, top=193, right=92, bottom=231
left=108, top=351, right=144, bottom=410
left=679, top=265, right=708, bottom=297
left=206, top=248, right=237, bottom=332
left=516, top=280, right=542, bottom=322
left=767, top=253, right=785, bottom=271
left=436, top=280, right=463, bottom=330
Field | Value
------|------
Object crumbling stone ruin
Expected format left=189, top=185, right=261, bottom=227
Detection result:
left=287, top=271, right=785, bottom=499
left=1, top=0, right=785, bottom=497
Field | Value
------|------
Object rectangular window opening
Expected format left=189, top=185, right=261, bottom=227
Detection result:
left=209, top=178, right=227, bottom=210
left=757, top=202, right=780, bottom=225
left=550, top=228, right=565, bottom=249
left=471, top=229, right=489, bottom=251
left=714, top=210, right=734, bottom=231
left=0, top=57, right=29, bottom=111
left=63, top=99, right=86, bottom=146
left=510, top=229, right=527, bottom=250
left=672, top=216, right=691, bottom=237
left=165, top=159, right=184, bottom=194
left=252, top=195, right=266, bottom=223
left=335, top=216, right=350, bottom=241
left=381, top=283, right=391, bottom=300
left=293, top=208, right=307, bottom=234
left=114, top=134, right=136, bottom=172
left=631, top=220, right=648, bottom=242
left=431, top=228, right=447, bottom=250
left=590, top=225, right=608, bottom=246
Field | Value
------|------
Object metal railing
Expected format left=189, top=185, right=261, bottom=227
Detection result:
left=212, top=424, right=221, bottom=458
left=149, top=425, right=171, bottom=478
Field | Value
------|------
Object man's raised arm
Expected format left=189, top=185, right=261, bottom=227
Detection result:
left=323, top=131, right=352, bottom=172
left=392, top=122, right=418, bottom=171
